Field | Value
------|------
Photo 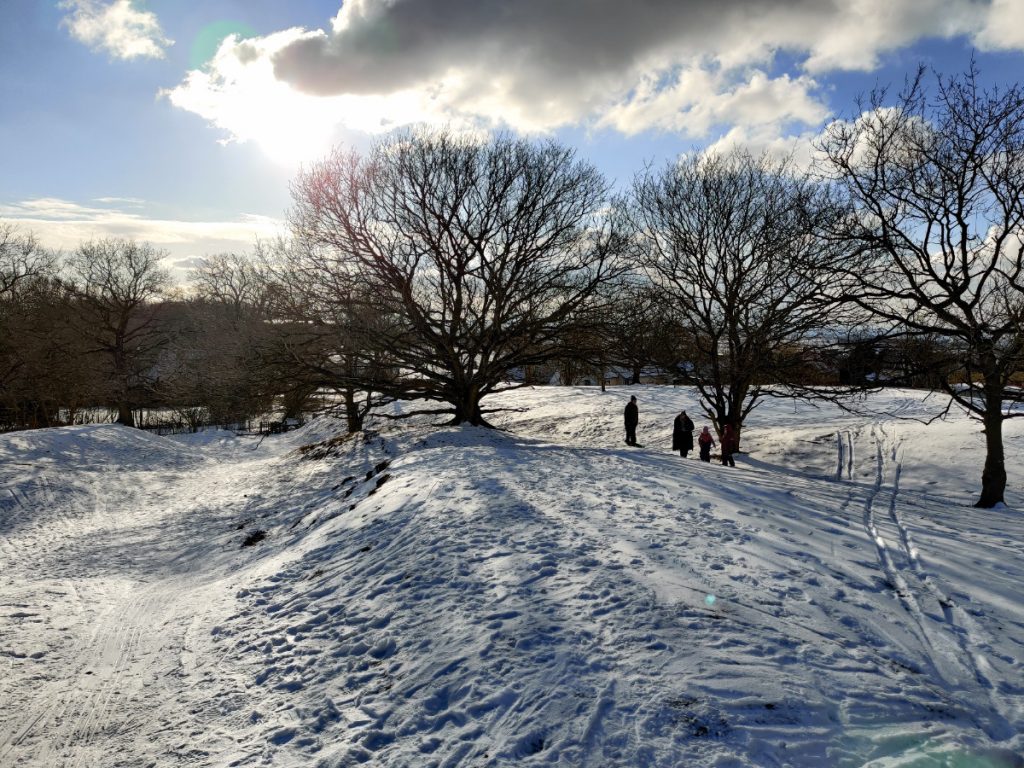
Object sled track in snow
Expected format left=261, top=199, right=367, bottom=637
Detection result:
left=0, top=468, right=97, bottom=576
left=533, top=450, right=905, bottom=669
left=0, top=470, right=51, bottom=568
left=65, top=587, right=160, bottom=768
left=0, top=452, right=219, bottom=768
left=0, top=582, right=157, bottom=767
left=0, top=488, right=18, bottom=562
left=861, top=424, right=1016, bottom=741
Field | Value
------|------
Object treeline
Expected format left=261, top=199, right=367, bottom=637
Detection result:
left=0, top=237, right=286, bottom=431
left=2, top=67, right=1023, bottom=507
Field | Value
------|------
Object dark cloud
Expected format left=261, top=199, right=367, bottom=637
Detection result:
left=271, top=0, right=836, bottom=98
left=167, top=0, right=1011, bottom=149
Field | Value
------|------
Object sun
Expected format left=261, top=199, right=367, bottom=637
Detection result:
left=251, top=96, right=338, bottom=169
left=168, top=27, right=451, bottom=170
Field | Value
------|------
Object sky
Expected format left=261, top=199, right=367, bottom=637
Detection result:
left=1, top=0, right=1022, bottom=277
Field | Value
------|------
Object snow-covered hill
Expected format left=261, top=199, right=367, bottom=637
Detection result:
left=1, top=387, right=1022, bottom=767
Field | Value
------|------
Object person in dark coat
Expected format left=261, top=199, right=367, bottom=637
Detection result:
left=672, top=410, right=695, bottom=457
left=624, top=395, right=639, bottom=446
left=697, top=426, right=715, bottom=462
left=720, top=422, right=738, bottom=467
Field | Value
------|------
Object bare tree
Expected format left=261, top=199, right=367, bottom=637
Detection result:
left=156, top=297, right=275, bottom=427
left=604, top=278, right=688, bottom=385
left=190, top=251, right=273, bottom=320
left=1, top=223, right=56, bottom=297
left=64, top=238, right=172, bottom=427
left=265, top=249, right=397, bottom=433
left=290, top=129, right=626, bottom=426
left=175, top=249, right=281, bottom=423
left=185, top=241, right=394, bottom=433
left=820, top=66, right=1024, bottom=507
left=1, top=285, right=95, bottom=431
left=631, top=149, right=851, bottom=446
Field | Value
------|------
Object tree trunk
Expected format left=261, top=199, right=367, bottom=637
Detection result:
left=560, top=361, right=575, bottom=386
left=281, top=391, right=308, bottom=421
left=116, top=402, right=135, bottom=427
left=343, top=387, right=363, bottom=434
left=976, top=401, right=1006, bottom=508
left=24, top=400, right=52, bottom=429
left=452, top=385, right=487, bottom=426
left=727, top=383, right=749, bottom=451
left=112, top=350, right=134, bottom=426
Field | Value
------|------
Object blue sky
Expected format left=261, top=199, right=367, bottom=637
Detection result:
left=1, top=0, right=1022, bottom=275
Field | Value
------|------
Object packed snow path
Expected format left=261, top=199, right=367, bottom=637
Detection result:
left=1, top=387, right=1023, bottom=767
left=0, top=427, right=275, bottom=766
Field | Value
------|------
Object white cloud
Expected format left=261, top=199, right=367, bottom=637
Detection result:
left=973, top=0, right=1024, bottom=50
left=61, top=0, right=172, bottom=61
left=168, top=256, right=211, bottom=272
left=0, top=197, right=282, bottom=246
left=163, top=0, right=1024, bottom=167
left=796, top=0, right=981, bottom=73
left=164, top=29, right=468, bottom=168
left=93, top=196, right=146, bottom=207
left=598, top=68, right=828, bottom=138
left=0, top=198, right=282, bottom=280
left=703, top=125, right=821, bottom=170
left=163, top=26, right=832, bottom=165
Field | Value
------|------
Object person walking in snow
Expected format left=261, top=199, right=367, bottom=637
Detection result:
left=672, top=410, right=695, bottom=457
left=697, top=426, right=715, bottom=462
left=624, top=395, right=639, bottom=446
left=720, top=422, right=738, bottom=467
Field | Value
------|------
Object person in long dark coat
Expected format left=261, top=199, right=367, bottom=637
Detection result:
left=672, top=410, right=695, bottom=457
left=624, top=395, right=639, bottom=446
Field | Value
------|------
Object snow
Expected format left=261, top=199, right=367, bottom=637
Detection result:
left=1, top=386, right=1023, bottom=767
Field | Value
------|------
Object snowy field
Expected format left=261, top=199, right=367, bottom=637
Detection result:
left=1, top=386, right=1022, bottom=767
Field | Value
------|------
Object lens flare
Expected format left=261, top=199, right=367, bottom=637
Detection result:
left=189, top=20, right=258, bottom=70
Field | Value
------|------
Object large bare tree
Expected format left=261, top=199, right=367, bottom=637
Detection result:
left=268, top=245, right=401, bottom=433
left=65, top=238, right=171, bottom=427
left=631, top=149, right=851, bottom=446
left=289, top=130, right=626, bottom=426
left=820, top=67, right=1024, bottom=507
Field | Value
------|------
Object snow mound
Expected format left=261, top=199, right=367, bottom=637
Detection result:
left=0, top=423, right=198, bottom=471
left=2, top=387, right=1022, bottom=767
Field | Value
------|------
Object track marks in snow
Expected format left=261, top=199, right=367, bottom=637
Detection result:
left=860, top=425, right=1019, bottom=741
left=5, top=405, right=1024, bottom=766
left=0, top=425, right=296, bottom=768
left=40, top=586, right=163, bottom=767
left=218, top=443, right=743, bottom=765
left=0, top=577, right=219, bottom=767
